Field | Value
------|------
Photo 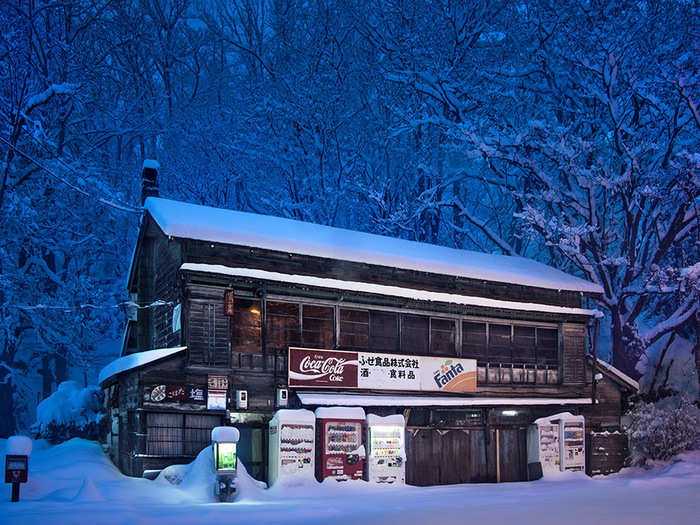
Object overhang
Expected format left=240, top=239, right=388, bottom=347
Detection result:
left=296, top=392, right=593, bottom=407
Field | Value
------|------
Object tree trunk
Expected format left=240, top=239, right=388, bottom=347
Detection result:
left=0, top=376, right=16, bottom=437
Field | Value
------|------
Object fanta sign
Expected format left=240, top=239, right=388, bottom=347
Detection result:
left=289, top=348, right=477, bottom=392
left=429, top=360, right=477, bottom=392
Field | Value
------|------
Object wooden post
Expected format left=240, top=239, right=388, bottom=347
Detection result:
left=592, top=318, right=599, bottom=406
left=496, top=429, right=501, bottom=483
left=11, top=482, right=19, bottom=502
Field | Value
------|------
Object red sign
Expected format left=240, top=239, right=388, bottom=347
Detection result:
left=224, top=290, right=235, bottom=316
left=166, top=385, right=186, bottom=401
left=5, top=455, right=28, bottom=484
left=288, top=348, right=358, bottom=388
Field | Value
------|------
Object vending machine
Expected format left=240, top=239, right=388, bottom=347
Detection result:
left=365, top=414, right=405, bottom=484
left=561, top=417, right=586, bottom=472
left=315, top=407, right=366, bottom=482
left=527, top=419, right=560, bottom=475
left=528, top=412, right=585, bottom=476
left=268, top=409, right=316, bottom=487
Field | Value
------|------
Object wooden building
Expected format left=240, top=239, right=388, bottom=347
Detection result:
left=100, top=193, right=636, bottom=483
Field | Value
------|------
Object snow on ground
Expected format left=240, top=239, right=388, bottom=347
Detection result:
left=2, top=438, right=699, bottom=524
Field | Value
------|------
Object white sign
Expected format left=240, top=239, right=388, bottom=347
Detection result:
left=207, top=390, right=227, bottom=410
left=357, top=353, right=422, bottom=390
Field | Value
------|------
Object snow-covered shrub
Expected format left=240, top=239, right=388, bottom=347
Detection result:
left=627, top=395, right=700, bottom=465
left=34, top=381, right=103, bottom=443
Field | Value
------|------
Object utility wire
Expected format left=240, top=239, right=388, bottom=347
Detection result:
left=4, top=300, right=175, bottom=312
left=0, top=136, right=143, bottom=214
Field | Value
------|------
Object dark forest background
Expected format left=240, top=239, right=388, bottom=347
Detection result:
left=1, top=0, right=698, bottom=434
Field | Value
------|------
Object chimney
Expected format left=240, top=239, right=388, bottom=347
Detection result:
left=141, top=159, right=160, bottom=204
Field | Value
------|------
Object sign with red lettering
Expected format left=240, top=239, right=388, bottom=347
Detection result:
left=5, top=455, right=28, bottom=484
left=288, top=348, right=358, bottom=388
left=208, top=375, right=229, bottom=391
left=288, top=347, right=476, bottom=392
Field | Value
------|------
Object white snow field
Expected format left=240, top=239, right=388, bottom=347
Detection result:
left=2, top=438, right=698, bottom=525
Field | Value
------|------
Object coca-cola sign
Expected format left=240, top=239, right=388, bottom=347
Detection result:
left=288, top=348, right=358, bottom=388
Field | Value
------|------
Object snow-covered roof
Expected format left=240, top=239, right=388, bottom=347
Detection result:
left=533, top=412, right=584, bottom=425
left=314, top=406, right=366, bottom=419
left=594, top=357, right=639, bottom=391
left=180, top=264, right=601, bottom=318
left=211, top=426, right=240, bottom=443
left=366, top=414, right=405, bottom=427
left=146, top=197, right=603, bottom=294
left=98, top=346, right=186, bottom=385
left=271, top=409, right=316, bottom=424
left=298, top=392, right=592, bottom=407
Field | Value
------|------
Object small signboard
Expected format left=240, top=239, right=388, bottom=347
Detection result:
left=207, top=390, right=227, bottom=410
left=165, top=385, right=186, bottom=401
left=208, top=375, right=229, bottom=391
left=5, top=455, right=28, bottom=484
left=224, top=290, right=235, bottom=316
left=187, top=386, right=207, bottom=403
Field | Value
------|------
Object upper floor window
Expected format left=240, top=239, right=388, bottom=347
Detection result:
left=430, top=318, right=456, bottom=356
left=461, top=321, right=559, bottom=365
left=401, top=314, right=429, bottom=355
left=369, top=310, right=399, bottom=352
left=301, top=304, right=334, bottom=348
left=230, top=298, right=262, bottom=353
left=266, top=301, right=300, bottom=352
left=339, top=308, right=369, bottom=349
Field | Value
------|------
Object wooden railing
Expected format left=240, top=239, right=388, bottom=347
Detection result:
left=477, top=362, right=559, bottom=385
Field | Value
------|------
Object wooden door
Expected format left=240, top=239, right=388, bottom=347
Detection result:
left=498, top=427, right=528, bottom=482
left=406, top=428, right=440, bottom=486
left=406, top=428, right=494, bottom=486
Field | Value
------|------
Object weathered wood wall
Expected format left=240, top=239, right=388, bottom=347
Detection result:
left=180, top=238, right=589, bottom=308
left=586, top=432, right=629, bottom=476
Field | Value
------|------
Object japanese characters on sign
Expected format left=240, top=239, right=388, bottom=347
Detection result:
left=357, top=353, right=421, bottom=390
left=288, top=347, right=476, bottom=393
left=187, top=386, right=206, bottom=403
left=146, top=384, right=207, bottom=404
left=208, top=375, right=229, bottom=391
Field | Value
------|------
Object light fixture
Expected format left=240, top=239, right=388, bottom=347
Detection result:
left=502, top=410, right=518, bottom=416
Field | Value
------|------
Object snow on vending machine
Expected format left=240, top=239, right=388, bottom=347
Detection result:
left=365, top=414, right=406, bottom=484
left=528, top=412, right=586, bottom=477
left=268, top=409, right=316, bottom=487
left=315, top=407, right=366, bottom=482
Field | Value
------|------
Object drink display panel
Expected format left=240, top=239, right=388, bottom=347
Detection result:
left=562, top=422, right=585, bottom=471
left=325, top=422, right=362, bottom=454
left=280, top=424, right=314, bottom=475
left=268, top=409, right=316, bottom=487
left=368, top=425, right=405, bottom=483
left=538, top=424, right=560, bottom=473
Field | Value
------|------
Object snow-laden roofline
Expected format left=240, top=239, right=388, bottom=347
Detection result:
left=146, top=197, right=603, bottom=294
left=180, top=264, right=602, bottom=318
left=297, top=392, right=593, bottom=407
left=593, top=357, right=639, bottom=391
left=98, top=346, right=186, bottom=386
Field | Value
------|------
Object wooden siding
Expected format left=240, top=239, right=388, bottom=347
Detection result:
left=133, top=218, right=183, bottom=354
left=587, top=432, right=629, bottom=476
left=562, top=324, right=586, bottom=385
left=181, top=238, right=590, bottom=308
left=186, top=284, right=229, bottom=367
